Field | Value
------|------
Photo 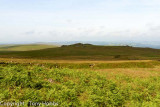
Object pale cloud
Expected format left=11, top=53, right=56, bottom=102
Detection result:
left=24, top=30, right=35, bottom=35
left=0, top=0, right=160, bottom=43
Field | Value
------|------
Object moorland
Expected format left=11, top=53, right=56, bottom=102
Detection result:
left=0, top=43, right=160, bottom=106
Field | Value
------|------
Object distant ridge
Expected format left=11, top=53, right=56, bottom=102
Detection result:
left=0, top=43, right=160, bottom=60
left=0, top=44, right=59, bottom=51
left=1, top=41, right=160, bottom=49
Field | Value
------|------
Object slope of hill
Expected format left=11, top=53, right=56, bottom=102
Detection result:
left=0, top=44, right=58, bottom=51
left=0, top=43, right=160, bottom=60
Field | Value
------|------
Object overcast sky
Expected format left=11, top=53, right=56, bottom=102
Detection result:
left=0, top=0, right=160, bottom=43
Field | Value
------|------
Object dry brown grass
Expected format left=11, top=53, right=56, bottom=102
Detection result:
left=96, top=67, right=160, bottom=78
left=94, top=67, right=160, bottom=90
left=0, top=58, right=152, bottom=64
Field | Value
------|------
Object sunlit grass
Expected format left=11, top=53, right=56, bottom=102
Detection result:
left=1, top=62, right=160, bottom=106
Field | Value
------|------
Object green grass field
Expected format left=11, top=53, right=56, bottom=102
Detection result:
left=0, top=43, right=160, bottom=60
left=1, top=43, right=160, bottom=106
left=0, top=44, right=58, bottom=51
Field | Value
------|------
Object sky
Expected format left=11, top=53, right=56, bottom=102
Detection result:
left=0, top=0, right=160, bottom=43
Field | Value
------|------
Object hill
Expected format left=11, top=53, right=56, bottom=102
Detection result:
left=0, top=43, right=160, bottom=60
left=0, top=44, right=58, bottom=51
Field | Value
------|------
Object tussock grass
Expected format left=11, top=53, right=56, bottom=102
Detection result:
left=0, top=60, right=159, bottom=69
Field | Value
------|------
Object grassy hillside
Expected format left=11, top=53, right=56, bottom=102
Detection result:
left=0, top=43, right=160, bottom=60
left=0, top=44, right=58, bottom=51
left=1, top=43, right=160, bottom=106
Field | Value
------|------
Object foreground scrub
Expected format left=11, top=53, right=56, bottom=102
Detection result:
left=0, top=64, right=160, bottom=106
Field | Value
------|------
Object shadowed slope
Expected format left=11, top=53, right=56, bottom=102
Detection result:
left=0, top=43, right=160, bottom=60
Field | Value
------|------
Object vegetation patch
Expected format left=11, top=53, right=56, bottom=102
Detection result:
left=1, top=44, right=160, bottom=60
left=0, top=63, right=160, bottom=106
